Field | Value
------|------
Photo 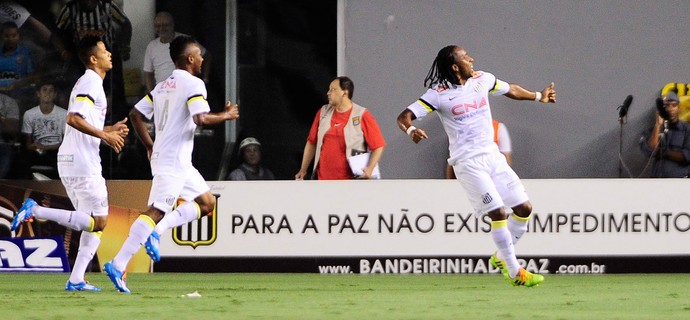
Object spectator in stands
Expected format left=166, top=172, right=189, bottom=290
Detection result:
left=20, top=80, right=67, bottom=179
left=639, top=91, right=690, bottom=178
left=227, top=137, right=275, bottom=180
left=143, top=11, right=210, bottom=92
left=55, top=0, right=132, bottom=124
left=0, top=91, right=19, bottom=178
left=295, top=76, right=386, bottom=180
left=0, top=21, right=38, bottom=108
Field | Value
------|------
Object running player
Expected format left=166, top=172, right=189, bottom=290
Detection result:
left=11, top=36, right=128, bottom=291
left=396, top=45, right=555, bottom=287
left=104, top=36, right=239, bottom=293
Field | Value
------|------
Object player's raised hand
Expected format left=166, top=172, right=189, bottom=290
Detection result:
left=112, top=117, right=129, bottom=138
left=540, top=82, right=556, bottom=103
left=224, top=101, right=240, bottom=120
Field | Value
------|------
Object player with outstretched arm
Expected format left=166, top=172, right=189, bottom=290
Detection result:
left=396, top=45, right=555, bottom=287
left=103, top=36, right=239, bottom=293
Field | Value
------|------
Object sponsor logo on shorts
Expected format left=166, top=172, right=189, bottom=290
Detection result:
left=57, top=155, right=73, bottom=162
left=482, top=193, right=493, bottom=204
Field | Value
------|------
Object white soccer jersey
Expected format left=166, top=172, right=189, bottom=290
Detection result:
left=58, top=69, right=107, bottom=177
left=406, top=71, right=510, bottom=165
left=135, top=69, right=210, bottom=175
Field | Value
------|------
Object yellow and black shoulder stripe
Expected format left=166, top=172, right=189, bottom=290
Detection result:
left=75, top=94, right=95, bottom=106
left=187, top=94, right=206, bottom=104
left=418, top=98, right=436, bottom=112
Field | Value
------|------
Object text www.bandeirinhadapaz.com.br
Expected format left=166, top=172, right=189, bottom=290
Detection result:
left=318, top=265, right=352, bottom=274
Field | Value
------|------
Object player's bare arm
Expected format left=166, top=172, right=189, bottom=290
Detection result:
left=504, top=82, right=556, bottom=103
left=193, top=101, right=239, bottom=126
left=396, top=109, right=428, bottom=144
left=129, top=108, right=154, bottom=158
left=66, top=112, right=126, bottom=153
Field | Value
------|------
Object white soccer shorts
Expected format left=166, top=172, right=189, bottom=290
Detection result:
left=452, top=151, right=529, bottom=217
left=61, top=176, right=109, bottom=217
left=148, top=168, right=210, bottom=213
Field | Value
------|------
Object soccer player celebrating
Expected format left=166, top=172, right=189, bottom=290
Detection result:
left=11, top=36, right=128, bottom=291
left=104, top=36, right=239, bottom=293
left=396, top=45, right=555, bottom=287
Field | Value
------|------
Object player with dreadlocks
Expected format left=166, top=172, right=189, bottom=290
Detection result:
left=396, top=45, right=556, bottom=287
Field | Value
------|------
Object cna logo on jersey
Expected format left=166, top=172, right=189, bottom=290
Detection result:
left=172, top=195, right=220, bottom=249
left=451, top=97, right=488, bottom=116
left=0, top=236, right=70, bottom=272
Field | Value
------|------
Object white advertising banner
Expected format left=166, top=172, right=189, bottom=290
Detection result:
left=160, top=179, right=690, bottom=258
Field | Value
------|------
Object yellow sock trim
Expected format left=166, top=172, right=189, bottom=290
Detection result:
left=194, top=202, right=202, bottom=219
left=511, top=213, right=531, bottom=223
left=87, top=218, right=95, bottom=232
left=138, top=215, right=157, bottom=229
left=91, top=231, right=103, bottom=239
left=491, top=220, right=507, bottom=229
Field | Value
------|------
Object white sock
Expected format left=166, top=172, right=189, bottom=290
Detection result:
left=491, top=220, right=521, bottom=278
left=34, top=206, right=94, bottom=231
left=111, top=215, right=155, bottom=271
left=154, top=201, right=200, bottom=235
left=68, top=231, right=101, bottom=284
left=507, top=213, right=530, bottom=246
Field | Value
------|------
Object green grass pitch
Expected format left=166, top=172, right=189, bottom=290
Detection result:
left=0, top=273, right=688, bottom=319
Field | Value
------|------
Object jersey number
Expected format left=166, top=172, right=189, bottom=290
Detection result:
left=157, top=99, right=170, bottom=131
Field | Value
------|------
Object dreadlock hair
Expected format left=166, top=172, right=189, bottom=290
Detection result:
left=423, top=45, right=459, bottom=88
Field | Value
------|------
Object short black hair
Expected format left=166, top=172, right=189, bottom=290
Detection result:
left=77, top=35, right=102, bottom=66
left=169, top=35, right=198, bottom=66
left=36, top=78, right=56, bottom=91
left=336, top=76, right=354, bottom=99
left=1, top=21, right=18, bottom=31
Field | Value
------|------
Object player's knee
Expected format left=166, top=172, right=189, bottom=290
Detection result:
left=513, top=201, right=533, bottom=217
left=198, top=200, right=215, bottom=215
left=487, top=208, right=507, bottom=221
left=196, top=194, right=216, bottom=215
left=143, top=207, right=164, bottom=223
left=92, top=216, right=108, bottom=232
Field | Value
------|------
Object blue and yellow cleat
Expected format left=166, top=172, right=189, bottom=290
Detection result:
left=145, top=231, right=160, bottom=262
left=65, top=280, right=102, bottom=292
left=11, top=198, right=37, bottom=231
left=104, top=261, right=131, bottom=293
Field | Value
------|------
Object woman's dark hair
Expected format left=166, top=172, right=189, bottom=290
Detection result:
left=423, top=45, right=458, bottom=88
left=336, top=76, right=354, bottom=99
